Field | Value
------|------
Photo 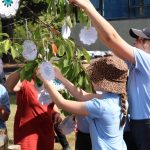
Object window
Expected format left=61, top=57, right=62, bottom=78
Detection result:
left=129, top=0, right=150, bottom=18
left=103, top=0, right=129, bottom=19
left=90, top=0, right=150, bottom=20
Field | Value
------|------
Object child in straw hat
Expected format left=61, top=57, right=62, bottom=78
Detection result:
left=68, top=1, right=150, bottom=149
left=36, top=55, right=128, bottom=150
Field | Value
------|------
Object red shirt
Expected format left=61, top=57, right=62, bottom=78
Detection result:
left=14, top=80, right=55, bottom=150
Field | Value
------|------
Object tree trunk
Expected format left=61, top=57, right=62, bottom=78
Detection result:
left=1, top=17, right=15, bottom=63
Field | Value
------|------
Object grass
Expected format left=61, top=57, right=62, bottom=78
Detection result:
left=6, top=95, right=75, bottom=150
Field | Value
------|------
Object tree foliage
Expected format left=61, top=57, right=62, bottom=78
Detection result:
left=0, top=0, right=94, bottom=107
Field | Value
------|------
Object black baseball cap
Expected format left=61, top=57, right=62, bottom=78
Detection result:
left=129, top=27, right=150, bottom=40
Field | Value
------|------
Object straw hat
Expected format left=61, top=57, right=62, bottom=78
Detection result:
left=86, top=55, right=128, bottom=94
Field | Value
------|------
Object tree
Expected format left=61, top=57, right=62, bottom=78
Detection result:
left=1, top=17, right=14, bottom=63
left=0, top=0, right=48, bottom=63
left=0, top=0, right=94, bottom=110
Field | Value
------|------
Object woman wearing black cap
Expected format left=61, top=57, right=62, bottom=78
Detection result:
left=68, top=1, right=150, bottom=150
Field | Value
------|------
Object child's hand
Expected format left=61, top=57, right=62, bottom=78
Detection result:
left=53, top=112, right=62, bottom=125
left=36, top=68, right=44, bottom=82
left=53, top=66, right=63, bottom=80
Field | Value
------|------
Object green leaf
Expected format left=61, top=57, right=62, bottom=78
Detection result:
left=0, top=33, right=9, bottom=38
left=20, top=69, right=26, bottom=81
left=63, top=59, right=69, bottom=67
left=10, top=43, right=23, bottom=59
left=65, top=40, right=74, bottom=59
left=77, top=48, right=82, bottom=59
left=66, top=16, right=72, bottom=28
left=78, top=75, right=83, bottom=87
left=20, top=61, right=38, bottom=82
left=87, top=19, right=92, bottom=29
left=78, top=10, right=88, bottom=25
left=58, top=44, right=66, bottom=56
left=82, top=48, right=90, bottom=62
left=84, top=76, right=93, bottom=92
left=61, top=66, right=70, bottom=76
left=10, top=46, right=17, bottom=59
left=48, top=51, right=54, bottom=61
left=74, top=62, right=80, bottom=75
left=0, top=42, right=4, bottom=53
left=24, top=63, right=33, bottom=71
left=4, top=40, right=11, bottom=53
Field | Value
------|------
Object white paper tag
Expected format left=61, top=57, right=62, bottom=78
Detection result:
left=61, top=22, right=71, bottom=39
left=39, top=61, right=55, bottom=81
left=59, top=115, right=76, bottom=135
left=0, top=0, right=20, bottom=18
left=79, top=26, right=98, bottom=45
left=22, top=40, right=37, bottom=61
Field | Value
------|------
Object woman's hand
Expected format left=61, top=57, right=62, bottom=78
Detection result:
left=36, top=68, right=45, bottom=82
left=53, top=66, right=63, bottom=81
left=69, top=0, right=91, bottom=9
